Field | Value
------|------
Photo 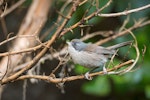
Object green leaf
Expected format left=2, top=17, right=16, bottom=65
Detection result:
left=145, top=85, right=150, bottom=99
left=82, top=76, right=110, bottom=96
left=74, top=65, right=89, bottom=74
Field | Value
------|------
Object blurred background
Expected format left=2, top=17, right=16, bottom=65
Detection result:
left=0, top=0, right=150, bottom=100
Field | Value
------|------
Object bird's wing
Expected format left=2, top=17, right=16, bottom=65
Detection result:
left=83, top=44, right=115, bottom=55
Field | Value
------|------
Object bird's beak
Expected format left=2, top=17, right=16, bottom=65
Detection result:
left=67, top=41, right=71, bottom=45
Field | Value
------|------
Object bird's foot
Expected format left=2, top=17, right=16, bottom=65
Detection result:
left=103, top=66, right=108, bottom=74
left=84, top=72, right=93, bottom=80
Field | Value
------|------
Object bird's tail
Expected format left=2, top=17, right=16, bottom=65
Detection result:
left=106, top=41, right=133, bottom=50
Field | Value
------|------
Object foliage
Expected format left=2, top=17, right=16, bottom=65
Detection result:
left=65, top=0, right=150, bottom=99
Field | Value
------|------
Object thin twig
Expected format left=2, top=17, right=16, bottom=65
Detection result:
left=60, top=0, right=112, bottom=36
left=95, top=19, right=150, bottom=45
left=120, top=29, right=140, bottom=74
left=98, top=4, right=150, bottom=17
left=14, top=60, right=134, bottom=84
left=0, top=35, right=38, bottom=46
left=0, top=0, right=80, bottom=84
left=40, top=0, right=72, bottom=40
left=1, top=0, right=26, bottom=18
left=0, top=42, right=47, bottom=57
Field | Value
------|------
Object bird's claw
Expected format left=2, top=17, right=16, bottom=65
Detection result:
left=103, top=66, right=108, bottom=74
left=84, top=72, right=93, bottom=80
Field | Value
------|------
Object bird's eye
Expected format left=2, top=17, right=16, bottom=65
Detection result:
left=72, top=42, right=80, bottom=49
left=72, top=42, right=77, bottom=47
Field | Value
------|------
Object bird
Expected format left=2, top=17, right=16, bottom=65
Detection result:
left=67, top=39, right=132, bottom=80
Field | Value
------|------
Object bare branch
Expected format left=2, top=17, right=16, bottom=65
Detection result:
left=0, top=0, right=81, bottom=84
left=0, top=0, right=148, bottom=86
left=13, top=60, right=134, bottom=84
left=98, top=4, right=150, bottom=17
left=60, top=0, right=112, bottom=36
left=0, top=0, right=51, bottom=80
left=1, top=0, right=26, bottom=18
left=96, top=19, right=150, bottom=45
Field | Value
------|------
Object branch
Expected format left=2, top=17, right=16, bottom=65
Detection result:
left=98, top=4, right=150, bottom=17
left=60, top=0, right=112, bottom=36
left=0, top=0, right=81, bottom=84
left=96, top=19, right=150, bottom=45
left=0, top=0, right=148, bottom=85
left=1, top=0, right=26, bottom=18
left=0, top=0, right=51, bottom=80
left=13, top=60, right=134, bottom=84
left=0, top=35, right=48, bottom=57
